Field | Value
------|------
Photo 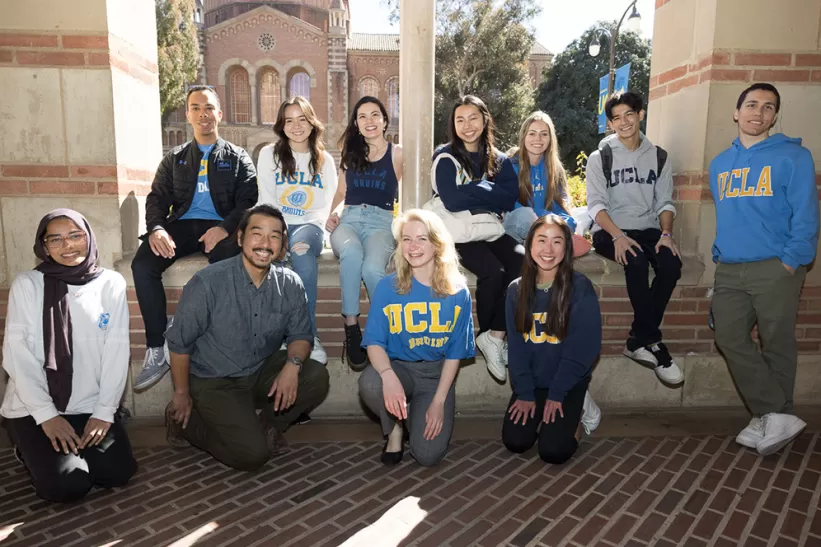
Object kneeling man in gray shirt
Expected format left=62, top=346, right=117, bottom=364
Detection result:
left=164, top=204, right=330, bottom=471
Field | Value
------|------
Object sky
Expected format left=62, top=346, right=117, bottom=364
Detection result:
left=348, top=0, right=656, bottom=55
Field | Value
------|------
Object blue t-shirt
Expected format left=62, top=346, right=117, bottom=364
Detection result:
left=180, top=143, right=224, bottom=221
left=362, top=273, right=475, bottom=362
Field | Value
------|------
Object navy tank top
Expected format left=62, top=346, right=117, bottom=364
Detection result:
left=344, top=142, right=398, bottom=211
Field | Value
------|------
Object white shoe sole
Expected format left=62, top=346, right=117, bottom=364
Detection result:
left=654, top=367, right=684, bottom=386
left=756, top=422, right=806, bottom=456
left=735, top=432, right=760, bottom=449
left=485, top=360, right=506, bottom=382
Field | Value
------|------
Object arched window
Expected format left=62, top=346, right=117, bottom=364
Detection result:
left=386, top=77, right=399, bottom=122
left=167, top=131, right=174, bottom=147
left=259, top=69, right=280, bottom=125
left=229, top=67, right=251, bottom=123
left=359, top=76, right=379, bottom=99
left=288, top=71, right=311, bottom=100
left=177, top=130, right=184, bottom=145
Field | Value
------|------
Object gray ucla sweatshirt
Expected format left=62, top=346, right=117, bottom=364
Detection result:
left=585, top=133, right=675, bottom=232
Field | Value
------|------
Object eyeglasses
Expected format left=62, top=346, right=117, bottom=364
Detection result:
left=43, top=233, right=86, bottom=249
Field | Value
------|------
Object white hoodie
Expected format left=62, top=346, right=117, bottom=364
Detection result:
left=257, top=144, right=338, bottom=228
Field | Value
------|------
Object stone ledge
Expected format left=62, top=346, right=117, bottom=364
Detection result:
left=114, top=248, right=707, bottom=288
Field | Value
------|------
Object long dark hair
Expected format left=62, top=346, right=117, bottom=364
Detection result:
left=272, top=96, right=326, bottom=181
left=515, top=215, right=575, bottom=340
left=338, top=96, right=389, bottom=174
left=447, top=95, right=499, bottom=180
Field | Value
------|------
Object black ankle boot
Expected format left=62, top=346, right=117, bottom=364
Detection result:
left=344, top=322, right=368, bottom=370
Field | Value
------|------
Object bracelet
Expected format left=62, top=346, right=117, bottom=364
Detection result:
left=612, top=234, right=626, bottom=243
left=378, top=368, right=392, bottom=376
left=661, top=232, right=673, bottom=237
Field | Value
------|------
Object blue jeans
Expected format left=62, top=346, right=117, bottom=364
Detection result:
left=330, top=204, right=395, bottom=317
left=503, top=207, right=539, bottom=244
left=286, top=223, right=324, bottom=336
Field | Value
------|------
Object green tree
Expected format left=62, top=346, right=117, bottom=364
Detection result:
left=156, top=0, right=201, bottom=119
left=536, top=24, right=652, bottom=167
left=381, top=0, right=540, bottom=150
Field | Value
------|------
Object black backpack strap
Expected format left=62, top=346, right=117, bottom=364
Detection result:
left=656, top=145, right=668, bottom=177
left=600, top=144, right=613, bottom=186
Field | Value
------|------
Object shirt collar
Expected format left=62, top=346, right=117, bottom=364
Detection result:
left=234, top=254, right=274, bottom=291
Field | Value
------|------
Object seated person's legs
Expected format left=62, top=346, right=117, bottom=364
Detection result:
left=502, top=207, right=539, bottom=244
left=288, top=224, right=327, bottom=363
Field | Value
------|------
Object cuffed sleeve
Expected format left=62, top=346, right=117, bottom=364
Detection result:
left=282, top=272, right=313, bottom=346
left=653, top=154, right=677, bottom=219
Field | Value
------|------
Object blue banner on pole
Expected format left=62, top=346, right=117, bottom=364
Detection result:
left=597, top=63, right=632, bottom=134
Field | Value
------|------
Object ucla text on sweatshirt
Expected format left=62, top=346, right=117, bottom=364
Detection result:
left=431, top=144, right=517, bottom=214
left=505, top=272, right=602, bottom=402
left=709, top=134, right=819, bottom=269
left=362, top=273, right=475, bottom=362
left=497, top=155, right=577, bottom=230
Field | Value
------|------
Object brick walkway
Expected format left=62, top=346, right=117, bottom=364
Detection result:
left=2, top=433, right=821, bottom=547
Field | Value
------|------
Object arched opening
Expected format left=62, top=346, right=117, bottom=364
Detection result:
left=259, top=68, right=281, bottom=125
left=359, top=76, right=380, bottom=99
left=229, top=67, right=251, bottom=123
left=386, top=77, right=399, bottom=123
left=287, top=70, right=311, bottom=100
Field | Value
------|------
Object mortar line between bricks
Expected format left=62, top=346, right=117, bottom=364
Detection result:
left=644, top=436, right=724, bottom=543
left=723, top=443, right=776, bottom=546
left=534, top=437, right=657, bottom=547
left=763, top=439, right=802, bottom=547
left=469, top=438, right=625, bottom=547
left=798, top=435, right=821, bottom=545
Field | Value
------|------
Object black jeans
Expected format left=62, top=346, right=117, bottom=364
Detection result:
left=593, top=228, right=681, bottom=347
left=456, top=235, right=524, bottom=333
left=132, top=219, right=241, bottom=347
left=502, top=378, right=589, bottom=464
left=4, top=414, right=137, bottom=502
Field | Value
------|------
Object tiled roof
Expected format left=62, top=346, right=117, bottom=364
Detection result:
left=348, top=33, right=552, bottom=57
left=348, top=33, right=400, bottom=52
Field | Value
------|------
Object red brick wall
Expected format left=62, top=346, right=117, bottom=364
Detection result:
left=347, top=52, right=400, bottom=120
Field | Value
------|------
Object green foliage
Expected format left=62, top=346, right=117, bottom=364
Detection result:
left=156, top=0, right=201, bottom=119
left=380, top=0, right=540, bottom=150
left=536, top=24, right=652, bottom=167
left=566, top=151, right=589, bottom=207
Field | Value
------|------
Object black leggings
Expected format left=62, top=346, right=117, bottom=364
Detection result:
left=501, top=378, right=588, bottom=464
left=4, top=413, right=137, bottom=502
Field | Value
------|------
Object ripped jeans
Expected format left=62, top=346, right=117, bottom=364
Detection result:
left=287, top=223, right=325, bottom=336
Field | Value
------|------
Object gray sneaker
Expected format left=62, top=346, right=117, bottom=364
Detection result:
left=134, top=347, right=169, bottom=391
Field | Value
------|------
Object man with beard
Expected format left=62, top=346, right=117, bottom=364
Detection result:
left=164, top=204, right=330, bottom=471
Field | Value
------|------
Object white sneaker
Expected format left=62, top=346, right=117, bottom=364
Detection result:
left=310, top=336, right=328, bottom=365
left=756, top=413, right=806, bottom=456
left=648, top=343, right=684, bottom=385
left=581, top=391, right=601, bottom=435
left=736, top=416, right=764, bottom=449
left=477, top=331, right=506, bottom=382
left=623, top=345, right=658, bottom=368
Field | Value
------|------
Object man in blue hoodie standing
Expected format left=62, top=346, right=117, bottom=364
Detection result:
left=586, top=92, right=684, bottom=386
left=710, top=82, right=819, bottom=456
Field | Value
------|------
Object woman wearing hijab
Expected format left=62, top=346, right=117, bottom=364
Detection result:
left=1, top=209, right=137, bottom=502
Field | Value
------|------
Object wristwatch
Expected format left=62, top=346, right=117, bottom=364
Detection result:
left=286, top=356, right=303, bottom=373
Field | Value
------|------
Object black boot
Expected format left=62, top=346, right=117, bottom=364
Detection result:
left=344, top=321, right=368, bottom=370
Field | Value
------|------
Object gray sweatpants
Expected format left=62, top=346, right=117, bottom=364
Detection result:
left=358, top=359, right=455, bottom=467
left=713, top=258, right=806, bottom=416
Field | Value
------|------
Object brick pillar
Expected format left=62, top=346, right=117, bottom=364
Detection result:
left=646, top=0, right=821, bottom=285
left=326, top=3, right=348, bottom=166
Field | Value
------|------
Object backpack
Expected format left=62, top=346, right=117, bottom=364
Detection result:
left=599, top=143, right=668, bottom=186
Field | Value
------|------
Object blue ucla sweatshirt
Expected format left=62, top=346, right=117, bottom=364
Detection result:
left=497, top=156, right=578, bottom=230
left=431, top=144, right=517, bottom=214
left=709, top=133, right=819, bottom=269
left=505, top=272, right=602, bottom=403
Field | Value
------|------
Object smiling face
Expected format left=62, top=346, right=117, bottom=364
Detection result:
left=238, top=213, right=285, bottom=272
left=608, top=103, right=645, bottom=142
left=401, top=220, right=436, bottom=273
left=530, top=222, right=566, bottom=277
left=355, top=102, right=386, bottom=140
left=735, top=89, right=778, bottom=139
left=282, top=103, right=312, bottom=147
left=524, top=120, right=551, bottom=161
left=43, top=218, right=88, bottom=267
left=186, top=90, right=223, bottom=141
left=454, top=104, right=485, bottom=151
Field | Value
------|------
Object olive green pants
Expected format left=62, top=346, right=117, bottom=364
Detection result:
left=713, top=259, right=806, bottom=416
left=184, top=350, right=329, bottom=471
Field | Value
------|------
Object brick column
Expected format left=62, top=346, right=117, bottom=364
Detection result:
left=646, top=0, right=821, bottom=285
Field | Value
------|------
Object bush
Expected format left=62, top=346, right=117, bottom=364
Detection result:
left=566, top=151, right=588, bottom=207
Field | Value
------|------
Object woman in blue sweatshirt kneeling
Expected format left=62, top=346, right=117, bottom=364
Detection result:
left=503, top=215, right=602, bottom=464
left=359, top=209, right=474, bottom=466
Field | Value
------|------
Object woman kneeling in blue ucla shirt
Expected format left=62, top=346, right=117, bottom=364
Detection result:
left=503, top=215, right=602, bottom=464
left=359, top=209, right=475, bottom=466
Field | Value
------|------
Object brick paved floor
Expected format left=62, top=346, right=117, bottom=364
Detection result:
left=3, top=428, right=821, bottom=547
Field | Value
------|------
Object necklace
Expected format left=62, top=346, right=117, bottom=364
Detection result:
left=367, top=141, right=388, bottom=161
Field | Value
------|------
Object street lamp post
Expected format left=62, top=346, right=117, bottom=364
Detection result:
left=588, top=0, right=642, bottom=97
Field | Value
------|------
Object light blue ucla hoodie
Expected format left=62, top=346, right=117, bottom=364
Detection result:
left=709, top=133, right=819, bottom=269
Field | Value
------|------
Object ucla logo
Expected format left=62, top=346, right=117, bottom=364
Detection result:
left=288, top=191, right=309, bottom=207
left=98, top=312, right=110, bottom=330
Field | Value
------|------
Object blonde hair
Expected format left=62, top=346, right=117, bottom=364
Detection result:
left=513, top=111, right=570, bottom=212
left=391, top=209, right=466, bottom=297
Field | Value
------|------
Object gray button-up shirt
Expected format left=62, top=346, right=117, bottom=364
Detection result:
left=166, top=255, right=312, bottom=378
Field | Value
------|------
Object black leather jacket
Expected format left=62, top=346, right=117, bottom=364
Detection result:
left=144, top=137, right=258, bottom=235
